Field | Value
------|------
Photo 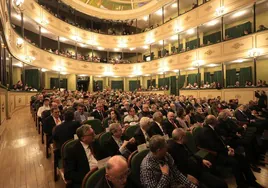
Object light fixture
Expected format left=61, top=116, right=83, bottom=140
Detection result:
left=118, top=43, right=127, bottom=48
left=173, top=69, right=179, bottom=73
left=170, top=35, right=178, bottom=41
left=59, top=37, right=67, bottom=42
left=14, top=0, right=24, bottom=7
left=144, top=74, right=151, bottom=76
left=129, top=47, right=136, bottom=51
left=25, top=55, right=35, bottom=63
left=232, top=59, right=245, bottom=63
left=248, top=48, right=261, bottom=58
left=78, top=74, right=88, bottom=77
left=158, top=40, right=164, bottom=45
left=97, top=47, right=104, bottom=50
left=38, top=19, right=49, bottom=25
left=14, top=62, right=23, bottom=67
left=187, top=67, right=197, bottom=70
left=114, top=48, right=120, bottom=51
left=61, top=72, right=68, bottom=75
left=72, top=35, right=82, bottom=42
left=215, top=6, right=225, bottom=16
left=79, top=43, right=87, bottom=48
left=41, top=68, right=47, bottom=72
left=143, top=16, right=148, bottom=21
left=16, top=38, right=24, bottom=48
left=156, top=9, right=163, bottom=16
left=233, top=10, right=247, bottom=18
left=143, top=46, right=149, bottom=49
left=41, top=28, right=48, bottom=33
left=14, top=14, right=21, bottom=20
left=192, top=60, right=204, bottom=67
left=207, top=20, right=219, bottom=26
left=172, top=3, right=177, bottom=8
left=206, top=64, right=218, bottom=67
left=187, top=29, right=195, bottom=35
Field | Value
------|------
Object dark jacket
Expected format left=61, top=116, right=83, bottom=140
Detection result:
left=90, top=110, right=107, bottom=121
left=52, top=120, right=81, bottom=150
left=95, top=176, right=139, bottom=188
left=43, top=115, right=57, bottom=135
left=162, top=119, right=181, bottom=138
left=133, top=127, right=146, bottom=146
left=147, top=121, right=165, bottom=137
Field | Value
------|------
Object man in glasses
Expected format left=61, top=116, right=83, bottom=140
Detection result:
left=96, top=155, right=137, bottom=188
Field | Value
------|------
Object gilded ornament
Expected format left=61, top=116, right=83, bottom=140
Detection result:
left=205, top=5, right=212, bottom=12
left=205, top=50, right=214, bottom=56
left=231, top=43, right=244, bottom=49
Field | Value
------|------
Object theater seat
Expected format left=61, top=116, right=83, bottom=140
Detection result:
left=99, top=132, right=112, bottom=149
left=84, top=119, right=104, bottom=134
left=82, top=167, right=103, bottom=188
left=124, top=125, right=139, bottom=139
left=129, top=149, right=149, bottom=187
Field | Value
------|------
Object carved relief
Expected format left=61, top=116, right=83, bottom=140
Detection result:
left=66, top=62, right=72, bottom=66
left=184, top=55, right=192, bottom=60
left=98, top=66, right=104, bottom=70
left=113, top=66, right=119, bottom=70
left=204, top=50, right=215, bottom=56
left=18, top=98, right=21, bottom=103
left=82, top=33, right=87, bottom=38
left=168, top=24, right=172, bottom=29
left=30, top=3, right=35, bottom=10
left=231, top=43, right=244, bottom=49
left=235, top=94, right=241, bottom=99
left=184, top=16, right=191, bottom=21
left=30, top=50, right=37, bottom=56
left=47, top=17, right=53, bottom=23
left=65, top=27, right=70, bottom=32
left=127, top=67, right=132, bottom=70
left=47, top=57, right=54, bottom=62
left=1, top=103, right=4, bottom=112
left=82, top=64, right=88, bottom=69
left=168, top=59, right=173, bottom=64
left=205, top=5, right=212, bottom=12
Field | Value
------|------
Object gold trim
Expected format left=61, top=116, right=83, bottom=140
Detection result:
left=184, top=55, right=192, bottom=60
left=205, top=5, right=212, bottom=12
left=204, top=50, right=215, bottom=56
left=231, top=43, right=244, bottom=49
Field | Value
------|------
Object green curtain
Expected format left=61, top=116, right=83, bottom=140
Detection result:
left=212, top=71, right=223, bottom=85
left=178, top=75, right=185, bottom=89
left=158, top=77, right=169, bottom=87
left=129, top=80, right=140, bottom=91
left=226, top=69, right=237, bottom=86
left=178, top=44, right=183, bottom=52
left=239, top=67, right=252, bottom=86
left=204, top=72, right=211, bottom=83
left=50, top=78, right=67, bottom=89
left=203, top=31, right=221, bottom=44
left=225, top=21, right=252, bottom=39
left=94, top=80, right=103, bottom=91
left=187, top=74, right=197, bottom=85
left=186, top=39, right=199, bottom=50
left=147, top=79, right=156, bottom=88
left=170, top=76, right=176, bottom=95
left=25, top=69, right=39, bottom=89
left=111, top=81, right=123, bottom=91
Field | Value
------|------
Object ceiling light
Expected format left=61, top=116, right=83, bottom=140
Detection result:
left=156, top=9, right=162, bottom=16
left=206, top=64, right=218, bottom=67
left=144, top=74, right=150, bottom=76
left=16, top=38, right=24, bottom=47
left=72, top=35, right=82, bottom=42
left=97, top=47, right=104, bottom=50
left=129, top=47, right=136, bottom=51
left=158, top=40, right=164, bottom=45
left=41, top=28, right=47, bottom=33
left=24, top=55, right=35, bottom=63
left=143, top=46, right=149, bottom=49
left=78, top=74, right=88, bottom=77
left=118, top=43, right=127, bottom=48
left=232, top=59, right=245, bottom=63
left=61, top=72, right=68, bottom=75
left=41, top=68, right=47, bottom=72
left=187, top=67, right=196, bottom=70
left=233, top=10, right=247, bottom=18
left=172, top=3, right=177, bottom=8
left=215, top=6, right=225, bottom=16
left=14, top=62, right=23, bottom=67
left=59, top=37, right=67, bottom=42
left=248, top=48, right=261, bottom=58
left=170, top=35, right=178, bottom=41
left=187, top=29, right=195, bottom=35
left=14, top=14, right=21, bottom=20
left=173, top=69, right=179, bottom=73
left=207, top=20, right=219, bottom=26
left=14, top=0, right=24, bottom=7
left=114, top=48, right=120, bottom=51
left=143, top=16, right=148, bottom=21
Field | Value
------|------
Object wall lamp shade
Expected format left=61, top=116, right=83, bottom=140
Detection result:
left=16, top=38, right=24, bottom=48
left=14, top=0, right=24, bottom=7
left=248, top=48, right=261, bottom=58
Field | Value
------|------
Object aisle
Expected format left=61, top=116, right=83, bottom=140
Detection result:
left=0, top=107, right=64, bottom=188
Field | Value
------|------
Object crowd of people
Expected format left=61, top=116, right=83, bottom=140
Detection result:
left=31, top=88, right=268, bottom=188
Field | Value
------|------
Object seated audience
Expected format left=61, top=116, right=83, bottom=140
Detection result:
left=140, top=135, right=198, bottom=188
left=104, top=123, right=136, bottom=158
left=124, top=107, right=139, bottom=124
left=163, top=111, right=181, bottom=137
left=134, top=117, right=152, bottom=146
left=138, top=104, right=153, bottom=119
left=168, top=128, right=228, bottom=188
left=37, top=97, right=50, bottom=118
left=64, top=125, right=99, bottom=188
left=147, top=111, right=166, bottom=137
left=90, top=103, right=107, bottom=121
left=74, top=104, right=89, bottom=124
left=43, top=107, right=62, bottom=137
left=96, top=155, right=137, bottom=188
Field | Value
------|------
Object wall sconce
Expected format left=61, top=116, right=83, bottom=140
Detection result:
left=248, top=48, right=261, bottom=58
left=13, top=0, right=24, bottom=8
left=215, top=6, right=225, bottom=16
left=25, top=55, right=35, bottom=63
left=16, top=38, right=24, bottom=48
left=193, top=60, right=204, bottom=67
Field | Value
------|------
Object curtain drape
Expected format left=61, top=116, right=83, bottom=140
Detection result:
left=226, top=69, right=237, bottom=86
left=25, top=69, right=39, bottom=89
left=147, top=79, right=156, bottom=88
left=187, top=74, right=197, bottom=85
left=158, top=77, right=169, bottom=87
left=203, top=31, right=221, bottom=44
left=239, top=67, right=252, bottom=86
left=225, top=21, right=252, bottom=39
left=170, top=76, right=176, bottom=95
left=129, top=80, right=140, bottom=91
left=204, top=72, right=211, bottom=83
left=186, top=39, right=199, bottom=50
left=111, top=81, right=123, bottom=91
left=212, top=71, right=223, bottom=85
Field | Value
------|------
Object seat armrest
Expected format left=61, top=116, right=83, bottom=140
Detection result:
left=197, top=147, right=217, bottom=156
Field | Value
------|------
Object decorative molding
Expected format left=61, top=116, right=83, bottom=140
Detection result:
left=1, top=103, right=4, bottom=113
left=235, top=94, right=241, bottom=99
left=204, top=49, right=215, bottom=56
left=30, top=50, right=37, bottom=56
left=113, top=66, right=119, bottom=70
left=5, top=11, right=8, bottom=23
left=30, top=3, right=35, bottom=10
left=66, top=62, right=72, bottom=66
left=82, top=64, right=88, bottom=68
left=184, top=16, right=191, bottom=22
left=18, top=98, right=21, bottom=103
left=65, top=27, right=70, bottom=32
left=184, top=55, right=192, bottom=60
left=231, top=43, right=244, bottom=49
left=205, top=5, right=212, bottom=12
left=47, top=57, right=54, bottom=62
left=168, top=59, right=173, bottom=64
left=98, top=66, right=104, bottom=70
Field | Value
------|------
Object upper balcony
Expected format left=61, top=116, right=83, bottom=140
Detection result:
left=10, top=0, right=255, bottom=50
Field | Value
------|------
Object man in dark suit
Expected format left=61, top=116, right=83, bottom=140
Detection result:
left=134, top=117, right=151, bottom=146
left=74, top=104, right=90, bottom=124
left=64, top=124, right=99, bottom=188
left=52, top=110, right=81, bottom=150
left=160, top=103, right=170, bottom=117
left=104, top=123, right=136, bottom=158
left=95, top=155, right=138, bottom=188
left=90, top=103, right=107, bottom=121
left=147, top=111, right=166, bottom=137
left=43, top=107, right=62, bottom=136
left=168, top=128, right=228, bottom=188
left=163, top=112, right=181, bottom=137
left=198, top=115, right=263, bottom=188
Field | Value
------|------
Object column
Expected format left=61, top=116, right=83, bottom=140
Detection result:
left=140, top=76, right=143, bottom=88
left=182, top=38, right=186, bottom=50
left=223, top=63, right=226, bottom=87
left=67, top=74, right=76, bottom=91
left=39, top=68, right=42, bottom=90
left=89, top=75, right=93, bottom=92
left=57, top=36, right=60, bottom=51
left=168, top=44, right=172, bottom=54
left=155, top=74, right=159, bottom=88
left=22, top=63, right=25, bottom=87
left=9, top=56, right=13, bottom=89
left=39, top=26, right=42, bottom=48
left=123, top=77, right=128, bottom=91
left=199, top=32, right=204, bottom=46
left=75, top=43, right=78, bottom=60
left=199, top=67, right=204, bottom=84
left=253, top=58, right=257, bottom=86
left=58, top=71, right=60, bottom=90
left=21, top=12, right=24, bottom=38
left=221, top=17, right=225, bottom=41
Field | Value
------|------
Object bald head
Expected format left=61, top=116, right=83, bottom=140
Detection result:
left=106, top=155, right=129, bottom=186
left=205, top=115, right=218, bottom=127
left=167, top=112, right=175, bottom=121
left=172, top=128, right=186, bottom=143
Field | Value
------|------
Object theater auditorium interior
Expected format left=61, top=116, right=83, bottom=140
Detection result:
left=1, top=0, right=268, bottom=187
